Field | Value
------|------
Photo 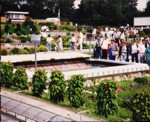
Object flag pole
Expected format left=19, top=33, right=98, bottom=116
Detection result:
left=58, top=9, right=60, bottom=26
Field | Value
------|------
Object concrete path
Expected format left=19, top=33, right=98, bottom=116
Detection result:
left=1, top=89, right=101, bottom=122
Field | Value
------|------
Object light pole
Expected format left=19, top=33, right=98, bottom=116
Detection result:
left=31, top=34, right=41, bottom=70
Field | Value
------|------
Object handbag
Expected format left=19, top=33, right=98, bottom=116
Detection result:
left=112, top=51, right=118, bottom=56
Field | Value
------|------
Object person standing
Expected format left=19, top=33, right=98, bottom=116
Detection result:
left=119, top=40, right=128, bottom=61
left=70, top=34, right=76, bottom=51
left=78, top=30, right=84, bottom=51
left=130, top=40, right=139, bottom=63
left=56, top=35, right=63, bottom=52
left=94, top=35, right=102, bottom=59
left=46, top=34, right=54, bottom=52
left=138, top=39, right=146, bottom=63
left=145, top=42, right=150, bottom=66
left=101, top=34, right=110, bottom=59
left=108, top=39, right=118, bottom=60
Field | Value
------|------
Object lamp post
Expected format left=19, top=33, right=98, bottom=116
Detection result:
left=31, top=34, right=41, bottom=70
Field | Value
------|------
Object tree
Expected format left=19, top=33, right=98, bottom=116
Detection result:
left=97, top=81, right=118, bottom=117
left=4, top=24, right=10, bottom=33
left=49, top=70, right=66, bottom=103
left=15, top=23, right=22, bottom=33
left=1, top=0, right=20, bottom=16
left=0, top=61, right=14, bottom=87
left=13, top=66, right=28, bottom=90
left=68, top=75, right=86, bottom=108
left=131, top=92, right=150, bottom=121
left=74, top=0, right=139, bottom=26
left=32, top=69, right=47, bottom=97
left=144, top=1, right=150, bottom=16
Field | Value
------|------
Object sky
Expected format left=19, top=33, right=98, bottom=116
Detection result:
left=74, top=0, right=149, bottom=11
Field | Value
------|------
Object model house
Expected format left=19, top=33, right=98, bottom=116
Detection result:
left=5, top=11, right=29, bottom=23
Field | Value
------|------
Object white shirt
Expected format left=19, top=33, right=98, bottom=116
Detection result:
left=101, top=38, right=110, bottom=50
left=71, top=36, right=76, bottom=42
left=138, top=43, right=145, bottom=54
left=131, top=44, right=138, bottom=54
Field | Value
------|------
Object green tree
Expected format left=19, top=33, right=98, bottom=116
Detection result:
left=32, top=69, right=47, bottom=97
left=97, top=81, right=118, bottom=117
left=75, top=0, right=139, bottom=26
left=131, top=92, right=150, bottom=121
left=15, top=24, right=22, bottom=33
left=13, top=66, right=28, bottom=90
left=4, top=24, right=9, bottom=33
left=144, top=1, right=150, bottom=16
left=0, top=61, right=14, bottom=87
left=68, top=75, right=86, bottom=108
left=49, top=70, right=66, bottom=103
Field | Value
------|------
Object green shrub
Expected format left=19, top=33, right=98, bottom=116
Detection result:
left=32, top=69, right=47, bottom=97
left=66, top=31, right=70, bottom=36
left=77, top=43, right=90, bottom=49
left=23, top=47, right=30, bottom=52
left=0, top=49, right=7, bottom=55
left=143, top=29, right=150, bottom=36
left=68, top=75, right=86, bottom=108
left=16, top=31, right=22, bottom=36
left=118, top=108, right=132, bottom=119
left=11, top=48, right=20, bottom=54
left=0, top=61, right=14, bottom=87
left=19, top=49, right=29, bottom=54
left=139, top=31, right=146, bottom=37
left=131, top=92, right=150, bottom=121
left=134, top=77, right=148, bottom=85
left=28, top=48, right=35, bottom=54
left=41, top=37, right=47, bottom=45
left=63, top=42, right=70, bottom=48
left=61, top=25, right=76, bottom=31
left=37, top=45, right=47, bottom=52
left=4, top=24, right=9, bottom=33
left=15, top=24, right=22, bottom=33
left=62, top=36, right=71, bottom=43
left=20, top=36, right=30, bottom=43
left=13, top=66, right=28, bottom=90
left=129, top=34, right=136, bottom=38
left=6, top=38, right=13, bottom=43
left=49, top=70, right=66, bottom=103
left=51, top=43, right=56, bottom=51
left=118, top=91, right=135, bottom=101
left=97, top=81, right=118, bottom=117
left=21, top=29, right=29, bottom=35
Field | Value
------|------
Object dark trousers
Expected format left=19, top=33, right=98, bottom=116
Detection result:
left=131, top=53, right=138, bottom=63
left=102, top=49, right=108, bottom=59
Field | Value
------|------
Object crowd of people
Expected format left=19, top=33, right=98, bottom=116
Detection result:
left=93, top=27, right=150, bottom=66
left=44, top=26, right=150, bottom=67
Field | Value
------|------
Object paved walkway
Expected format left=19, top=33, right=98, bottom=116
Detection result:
left=1, top=89, right=101, bottom=122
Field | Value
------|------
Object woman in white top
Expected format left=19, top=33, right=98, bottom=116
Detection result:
left=78, top=31, right=84, bottom=51
left=56, top=35, right=63, bottom=52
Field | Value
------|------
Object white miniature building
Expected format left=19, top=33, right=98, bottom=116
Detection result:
left=5, top=11, right=29, bottom=23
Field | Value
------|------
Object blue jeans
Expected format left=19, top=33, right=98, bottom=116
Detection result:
left=47, top=43, right=51, bottom=51
left=71, top=42, right=75, bottom=51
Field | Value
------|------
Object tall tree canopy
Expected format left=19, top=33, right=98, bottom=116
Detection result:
left=144, top=1, right=150, bottom=16
left=1, top=0, right=148, bottom=26
left=75, top=0, right=139, bottom=26
left=1, top=0, right=75, bottom=20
